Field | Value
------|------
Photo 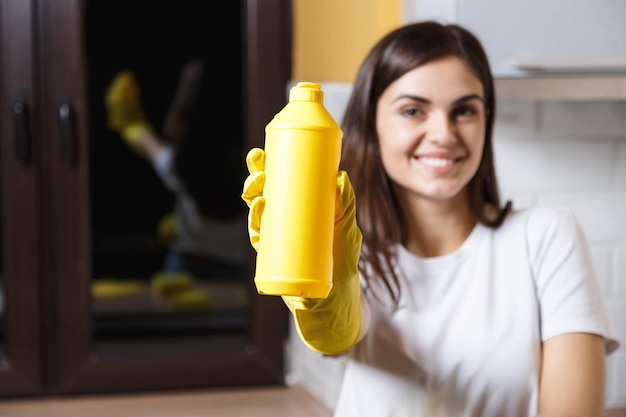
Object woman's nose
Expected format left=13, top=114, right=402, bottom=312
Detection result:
left=425, top=112, right=455, bottom=146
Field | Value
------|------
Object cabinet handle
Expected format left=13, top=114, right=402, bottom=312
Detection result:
left=58, top=94, right=76, bottom=164
left=12, top=92, right=31, bottom=164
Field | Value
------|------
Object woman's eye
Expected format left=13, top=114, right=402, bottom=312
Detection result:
left=453, top=106, right=477, bottom=118
left=401, top=107, right=423, bottom=117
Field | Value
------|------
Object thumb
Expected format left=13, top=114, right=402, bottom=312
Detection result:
left=246, top=147, right=266, bottom=174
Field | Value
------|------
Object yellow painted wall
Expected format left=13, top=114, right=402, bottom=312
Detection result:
left=292, top=0, right=401, bottom=83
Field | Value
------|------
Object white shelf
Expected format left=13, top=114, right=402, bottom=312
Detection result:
left=514, top=59, right=626, bottom=73
left=495, top=76, right=626, bottom=101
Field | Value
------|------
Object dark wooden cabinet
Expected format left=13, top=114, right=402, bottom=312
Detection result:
left=0, top=0, right=291, bottom=397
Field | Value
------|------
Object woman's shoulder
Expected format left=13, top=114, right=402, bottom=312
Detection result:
left=507, top=205, right=578, bottom=226
left=501, top=205, right=584, bottom=246
left=507, top=205, right=577, bottom=223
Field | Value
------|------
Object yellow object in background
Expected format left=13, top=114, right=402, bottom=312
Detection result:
left=92, top=278, right=147, bottom=299
left=104, top=70, right=153, bottom=146
left=151, top=271, right=212, bottom=312
left=157, top=212, right=177, bottom=245
left=150, top=271, right=194, bottom=297
left=167, top=288, right=212, bottom=312
left=93, top=273, right=212, bottom=312
left=251, top=82, right=342, bottom=299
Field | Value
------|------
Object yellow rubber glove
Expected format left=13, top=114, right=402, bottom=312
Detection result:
left=150, top=271, right=194, bottom=297
left=242, top=148, right=363, bottom=355
left=104, top=70, right=153, bottom=147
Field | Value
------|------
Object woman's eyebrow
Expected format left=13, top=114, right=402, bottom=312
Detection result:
left=453, top=94, right=485, bottom=105
left=392, top=94, right=485, bottom=105
left=393, top=95, right=431, bottom=104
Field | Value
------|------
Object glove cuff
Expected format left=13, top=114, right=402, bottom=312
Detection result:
left=121, top=122, right=153, bottom=146
left=282, top=273, right=361, bottom=356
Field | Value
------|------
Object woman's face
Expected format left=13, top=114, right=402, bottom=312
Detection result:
left=375, top=56, right=486, bottom=204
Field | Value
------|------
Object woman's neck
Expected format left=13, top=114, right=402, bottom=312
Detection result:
left=401, top=194, right=476, bottom=258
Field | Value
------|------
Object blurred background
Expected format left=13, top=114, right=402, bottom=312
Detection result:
left=0, top=0, right=624, bottom=414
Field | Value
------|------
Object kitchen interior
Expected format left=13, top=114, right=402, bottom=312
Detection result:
left=0, top=0, right=625, bottom=416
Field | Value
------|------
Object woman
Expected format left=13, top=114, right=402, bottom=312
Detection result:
left=242, top=21, right=619, bottom=417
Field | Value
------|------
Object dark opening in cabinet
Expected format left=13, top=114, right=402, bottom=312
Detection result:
left=0, top=0, right=292, bottom=397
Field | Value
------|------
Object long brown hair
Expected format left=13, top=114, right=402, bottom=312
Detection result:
left=340, top=21, right=511, bottom=305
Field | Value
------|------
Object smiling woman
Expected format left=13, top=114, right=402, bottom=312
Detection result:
left=242, top=20, right=621, bottom=417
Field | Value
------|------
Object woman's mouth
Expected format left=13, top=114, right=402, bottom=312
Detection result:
left=419, top=156, right=455, bottom=168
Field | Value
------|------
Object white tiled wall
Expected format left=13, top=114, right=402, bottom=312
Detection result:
left=287, top=83, right=626, bottom=410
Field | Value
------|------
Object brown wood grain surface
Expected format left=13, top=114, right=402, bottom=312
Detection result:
left=0, top=385, right=332, bottom=417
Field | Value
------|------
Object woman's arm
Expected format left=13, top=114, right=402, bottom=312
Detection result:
left=538, top=332, right=606, bottom=417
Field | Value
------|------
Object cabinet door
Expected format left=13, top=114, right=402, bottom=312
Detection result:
left=0, top=0, right=44, bottom=396
left=458, top=0, right=626, bottom=77
left=29, top=0, right=289, bottom=396
left=403, top=0, right=626, bottom=77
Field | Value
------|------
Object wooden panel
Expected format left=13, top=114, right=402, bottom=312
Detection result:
left=0, top=385, right=332, bottom=417
left=0, top=0, right=43, bottom=396
left=38, top=0, right=291, bottom=395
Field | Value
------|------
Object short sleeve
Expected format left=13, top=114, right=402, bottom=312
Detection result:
left=527, top=207, right=619, bottom=354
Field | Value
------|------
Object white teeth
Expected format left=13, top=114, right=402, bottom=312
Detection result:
left=420, top=157, right=454, bottom=167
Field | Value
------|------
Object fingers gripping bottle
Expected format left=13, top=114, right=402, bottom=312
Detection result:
left=255, top=82, right=342, bottom=298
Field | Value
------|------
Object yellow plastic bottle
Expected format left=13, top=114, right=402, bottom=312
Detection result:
left=254, top=82, right=342, bottom=298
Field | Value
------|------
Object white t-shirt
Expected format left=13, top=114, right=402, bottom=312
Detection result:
left=153, top=146, right=248, bottom=264
left=334, top=206, right=619, bottom=417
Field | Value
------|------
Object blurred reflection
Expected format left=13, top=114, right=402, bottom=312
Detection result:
left=86, top=1, right=249, bottom=352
